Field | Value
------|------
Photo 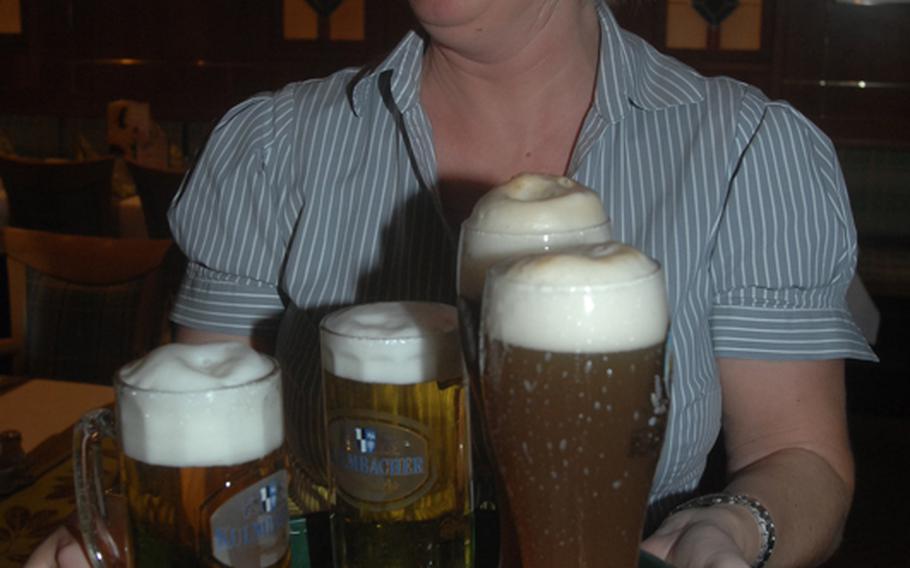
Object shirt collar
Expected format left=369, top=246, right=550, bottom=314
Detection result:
left=593, top=2, right=704, bottom=123
left=348, top=30, right=425, bottom=117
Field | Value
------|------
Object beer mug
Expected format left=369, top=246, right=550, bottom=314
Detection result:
left=480, top=243, right=671, bottom=567
left=457, top=173, right=613, bottom=389
left=320, top=302, right=472, bottom=568
left=73, top=342, right=290, bottom=568
left=457, top=173, right=612, bottom=564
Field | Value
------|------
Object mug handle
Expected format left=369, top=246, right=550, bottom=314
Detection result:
left=72, top=408, right=125, bottom=568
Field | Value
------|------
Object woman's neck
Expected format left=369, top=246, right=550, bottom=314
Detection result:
left=421, top=1, right=600, bottom=123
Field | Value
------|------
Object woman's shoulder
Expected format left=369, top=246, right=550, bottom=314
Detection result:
left=203, top=67, right=363, bottom=155
left=232, top=67, right=361, bottom=124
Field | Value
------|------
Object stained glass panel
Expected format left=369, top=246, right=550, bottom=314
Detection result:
left=283, top=0, right=318, bottom=40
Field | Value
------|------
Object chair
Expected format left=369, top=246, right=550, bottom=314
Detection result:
left=0, top=154, right=117, bottom=237
left=124, top=158, right=186, bottom=239
left=0, top=227, right=176, bottom=383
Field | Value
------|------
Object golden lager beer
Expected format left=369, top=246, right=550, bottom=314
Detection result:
left=481, top=243, right=671, bottom=568
left=320, top=302, right=472, bottom=568
left=456, top=173, right=612, bottom=564
left=74, top=343, right=290, bottom=568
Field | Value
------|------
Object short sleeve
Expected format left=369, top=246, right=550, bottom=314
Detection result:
left=709, top=99, right=877, bottom=361
left=168, top=92, right=303, bottom=337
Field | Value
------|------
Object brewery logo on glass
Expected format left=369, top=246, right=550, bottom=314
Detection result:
left=329, top=411, right=435, bottom=511
left=210, top=470, right=290, bottom=566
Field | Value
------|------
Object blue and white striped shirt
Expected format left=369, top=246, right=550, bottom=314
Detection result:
left=169, top=4, right=875, bottom=515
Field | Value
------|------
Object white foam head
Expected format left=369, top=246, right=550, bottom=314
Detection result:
left=458, top=173, right=611, bottom=300
left=484, top=242, right=669, bottom=353
left=321, top=302, right=462, bottom=385
left=116, top=342, right=283, bottom=467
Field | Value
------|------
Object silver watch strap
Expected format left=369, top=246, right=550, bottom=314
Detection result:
left=671, top=492, right=776, bottom=568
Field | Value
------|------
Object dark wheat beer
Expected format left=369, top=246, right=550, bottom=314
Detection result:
left=321, top=302, right=472, bottom=568
left=456, top=174, right=613, bottom=565
left=481, top=243, right=671, bottom=568
left=117, top=343, right=290, bottom=567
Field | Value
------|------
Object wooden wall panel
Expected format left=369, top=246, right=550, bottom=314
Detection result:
left=0, top=0, right=414, bottom=122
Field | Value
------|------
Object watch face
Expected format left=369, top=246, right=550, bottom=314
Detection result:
left=692, top=0, right=741, bottom=26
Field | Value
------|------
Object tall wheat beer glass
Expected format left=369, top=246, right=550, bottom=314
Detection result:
left=481, top=243, right=671, bottom=568
left=73, top=343, right=290, bottom=567
left=321, top=302, right=472, bottom=568
left=456, top=173, right=612, bottom=564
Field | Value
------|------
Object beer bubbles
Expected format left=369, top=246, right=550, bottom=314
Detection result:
left=480, top=242, right=671, bottom=568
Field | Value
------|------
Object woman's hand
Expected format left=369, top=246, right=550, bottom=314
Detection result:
left=24, top=525, right=91, bottom=568
left=641, top=504, right=757, bottom=568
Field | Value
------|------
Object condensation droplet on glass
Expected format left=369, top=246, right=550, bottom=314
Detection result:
left=523, top=379, right=536, bottom=393
left=559, top=439, right=567, bottom=451
left=633, top=411, right=640, bottom=421
left=593, top=401, right=602, bottom=410
left=648, top=416, right=657, bottom=427
left=550, top=471, right=558, bottom=480
left=584, top=360, right=593, bottom=374
left=583, top=467, right=590, bottom=476
left=612, top=480, right=623, bottom=490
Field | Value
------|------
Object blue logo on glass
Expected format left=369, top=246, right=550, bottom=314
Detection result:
left=354, top=427, right=377, bottom=454
left=259, top=482, right=279, bottom=513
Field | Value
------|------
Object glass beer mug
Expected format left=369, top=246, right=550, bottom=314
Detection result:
left=456, top=173, right=612, bottom=564
left=73, top=342, right=290, bottom=568
left=320, top=302, right=472, bottom=568
left=480, top=243, right=671, bottom=568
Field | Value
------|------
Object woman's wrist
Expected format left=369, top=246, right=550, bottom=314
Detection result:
left=671, top=493, right=776, bottom=568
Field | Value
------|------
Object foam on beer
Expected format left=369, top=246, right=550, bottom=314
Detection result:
left=459, top=173, right=611, bottom=300
left=117, top=342, right=284, bottom=468
left=485, top=242, right=669, bottom=353
left=321, top=302, right=462, bottom=385
left=465, top=173, right=607, bottom=234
